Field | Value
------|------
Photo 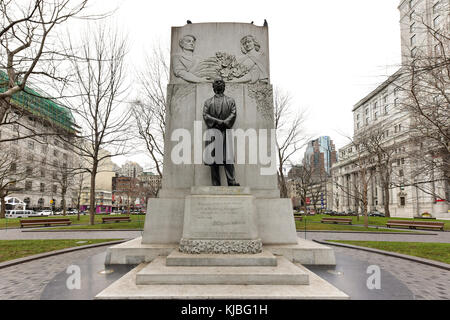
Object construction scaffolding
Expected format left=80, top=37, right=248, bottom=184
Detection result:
left=0, top=70, right=76, bottom=133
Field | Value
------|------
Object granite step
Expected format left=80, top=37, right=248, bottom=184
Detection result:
left=166, top=250, right=277, bottom=267
left=136, top=256, right=309, bottom=285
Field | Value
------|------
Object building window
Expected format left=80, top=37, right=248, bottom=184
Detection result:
left=40, top=183, right=45, bottom=193
left=384, top=105, right=388, bottom=114
left=26, top=166, right=33, bottom=175
left=52, top=171, right=57, bottom=180
left=52, top=185, right=57, bottom=193
left=25, top=181, right=32, bottom=191
left=365, top=117, right=369, bottom=125
left=399, top=169, right=404, bottom=177
left=400, top=196, right=406, bottom=206
left=409, top=0, right=414, bottom=9
left=41, top=168, right=45, bottom=178
left=374, top=112, right=378, bottom=120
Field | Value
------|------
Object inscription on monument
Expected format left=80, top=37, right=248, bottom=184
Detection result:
left=188, top=198, right=251, bottom=239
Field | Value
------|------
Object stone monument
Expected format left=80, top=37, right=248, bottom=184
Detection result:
left=96, top=22, right=348, bottom=299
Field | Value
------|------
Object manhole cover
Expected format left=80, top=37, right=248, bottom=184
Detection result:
left=327, top=270, right=343, bottom=275
left=98, top=269, right=114, bottom=275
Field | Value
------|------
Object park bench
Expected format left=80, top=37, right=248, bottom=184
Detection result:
left=20, top=218, right=72, bottom=228
left=321, top=217, right=352, bottom=225
left=386, top=220, right=444, bottom=231
left=102, top=216, right=131, bottom=224
left=293, top=214, right=303, bottom=222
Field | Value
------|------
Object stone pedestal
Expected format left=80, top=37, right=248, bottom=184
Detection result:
left=179, top=187, right=262, bottom=254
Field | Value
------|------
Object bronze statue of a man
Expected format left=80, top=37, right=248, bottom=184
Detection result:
left=203, top=79, right=240, bottom=186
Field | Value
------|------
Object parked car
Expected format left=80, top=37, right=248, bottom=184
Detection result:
left=369, top=211, right=385, bottom=217
left=6, top=210, right=36, bottom=218
left=36, top=210, right=54, bottom=216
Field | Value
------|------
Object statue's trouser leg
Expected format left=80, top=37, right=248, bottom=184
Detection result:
left=210, top=164, right=221, bottom=186
left=224, top=164, right=238, bottom=186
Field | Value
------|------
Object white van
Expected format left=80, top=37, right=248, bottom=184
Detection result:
left=5, top=210, right=36, bottom=218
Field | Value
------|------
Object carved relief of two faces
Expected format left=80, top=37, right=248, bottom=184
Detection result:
left=172, top=35, right=269, bottom=84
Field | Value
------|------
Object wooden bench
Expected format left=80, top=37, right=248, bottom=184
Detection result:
left=386, top=220, right=444, bottom=231
left=293, top=214, right=303, bottom=222
left=102, top=216, right=131, bottom=224
left=321, top=217, right=352, bottom=225
left=20, top=218, right=72, bottom=228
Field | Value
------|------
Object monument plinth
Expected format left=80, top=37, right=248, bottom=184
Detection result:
left=179, top=187, right=262, bottom=254
left=97, top=22, right=347, bottom=300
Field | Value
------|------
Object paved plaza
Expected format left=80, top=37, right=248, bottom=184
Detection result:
left=0, top=229, right=449, bottom=300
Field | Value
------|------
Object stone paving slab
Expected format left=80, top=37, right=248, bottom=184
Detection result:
left=0, top=247, right=108, bottom=300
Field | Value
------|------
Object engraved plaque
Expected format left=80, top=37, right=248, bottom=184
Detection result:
left=182, top=194, right=259, bottom=241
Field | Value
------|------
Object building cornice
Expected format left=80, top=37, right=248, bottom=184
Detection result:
left=352, top=68, right=405, bottom=112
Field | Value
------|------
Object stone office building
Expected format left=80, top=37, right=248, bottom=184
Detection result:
left=0, top=72, right=80, bottom=211
left=332, top=0, right=449, bottom=218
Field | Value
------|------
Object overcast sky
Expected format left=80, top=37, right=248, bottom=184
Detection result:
left=86, top=0, right=402, bottom=169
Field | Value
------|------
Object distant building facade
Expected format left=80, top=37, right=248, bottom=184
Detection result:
left=332, top=0, right=449, bottom=218
left=0, top=71, right=80, bottom=211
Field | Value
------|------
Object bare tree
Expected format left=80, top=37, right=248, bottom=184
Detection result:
left=395, top=8, right=449, bottom=203
left=0, top=0, right=94, bottom=125
left=289, top=163, right=314, bottom=212
left=131, top=46, right=169, bottom=177
left=357, top=125, right=398, bottom=217
left=274, top=88, right=308, bottom=198
left=334, top=138, right=377, bottom=227
left=60, top=24, right=132, bottom=225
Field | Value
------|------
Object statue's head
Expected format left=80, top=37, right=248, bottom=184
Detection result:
left=213, top=79, right=225, bottom=94
left=240, top=35, right=260, bottom=54
left=179, top=35, right=196, bottom=52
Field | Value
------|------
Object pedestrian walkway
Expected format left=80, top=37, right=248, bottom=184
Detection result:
left=299, top=230, right=450, bottom=243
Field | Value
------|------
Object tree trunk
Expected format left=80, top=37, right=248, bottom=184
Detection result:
left=278, top=172, right=288, bottom=198
left=62, top=196, right=66, bottom=216
left=0, top=98, right=10, bottom=125
left=383, top=182, right=390, bottom=218
left=89, top=164, right=98, bottom=225
left=0, top=196, right=6, bottom=219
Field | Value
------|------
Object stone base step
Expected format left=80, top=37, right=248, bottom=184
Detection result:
left=136, top=256, right=309, bottom=285
left=166, top=250, right=277, bottom=267
left=96, top=263, right=349, bottom=300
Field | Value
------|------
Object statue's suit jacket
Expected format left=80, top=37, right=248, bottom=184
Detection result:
left=203, top=94, right=236, bottom=165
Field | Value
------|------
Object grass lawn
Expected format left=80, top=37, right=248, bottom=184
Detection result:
left=295, top=214, right=450, bottom=231
left=327, top=240, right=450, bottom=265
left=0, top=239, right=120, bottom=263
left=295, top=220, right=415, bottom=232
left=0, top=214, right=146, bottom=230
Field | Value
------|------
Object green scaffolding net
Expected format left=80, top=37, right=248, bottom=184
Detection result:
left=0, top=70, right=76, bottom=133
